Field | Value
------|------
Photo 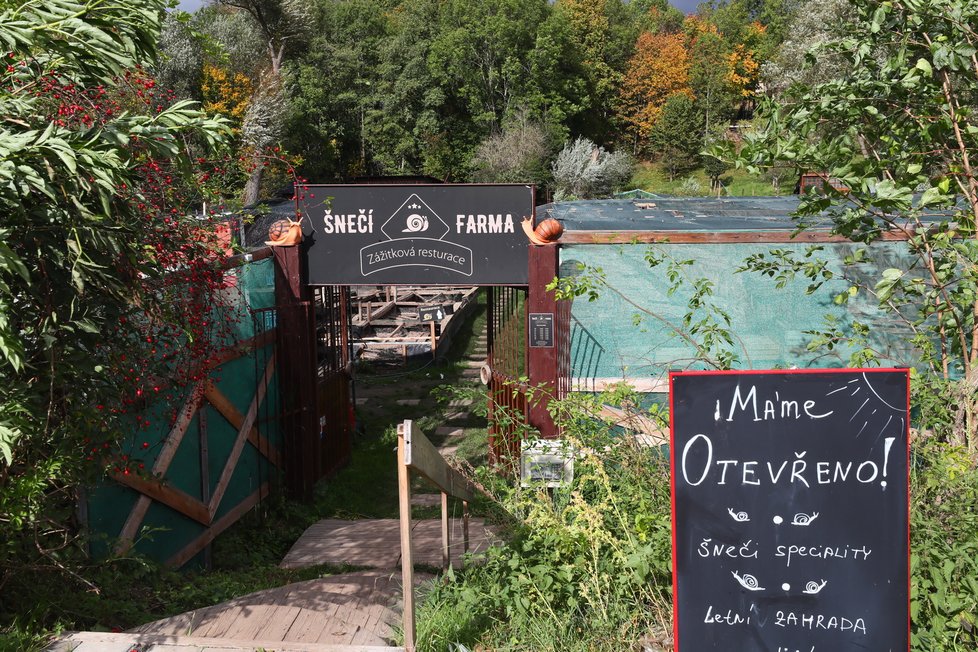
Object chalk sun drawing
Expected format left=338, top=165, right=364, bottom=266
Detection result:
left=732, top=571, right=765, bottom=591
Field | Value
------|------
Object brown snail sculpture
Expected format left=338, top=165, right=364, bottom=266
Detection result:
left=266, top=217, right=303, bottom=246
left=521, top=217, right=564, bottom=245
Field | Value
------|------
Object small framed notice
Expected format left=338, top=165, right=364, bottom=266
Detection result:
left=528, top=313, right=554, bottom=348
left=670, top=369, right=910, bottom=652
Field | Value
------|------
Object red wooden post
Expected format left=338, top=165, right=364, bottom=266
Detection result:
left=272, top=245, right=320, bottom=499
left=526, top=243, right=559, bottom=438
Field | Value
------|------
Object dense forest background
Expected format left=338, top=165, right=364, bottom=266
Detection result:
left=158, top=0, right=823, bottom=203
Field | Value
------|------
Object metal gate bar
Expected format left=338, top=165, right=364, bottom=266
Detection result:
left=487, top=286, right=527, bottom=465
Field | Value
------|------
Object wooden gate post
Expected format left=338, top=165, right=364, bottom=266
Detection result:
left=272, top=244, right=320, bottom=499
left=526, top=243, right=559, bottom=438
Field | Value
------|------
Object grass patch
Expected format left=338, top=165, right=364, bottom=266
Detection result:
left=1, top=288, right=495, bottom=647
left=630, top=160, right=788, bottom=197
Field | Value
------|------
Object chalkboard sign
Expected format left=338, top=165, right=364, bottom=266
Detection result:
left=529, top=313, right=554, bottom=348
left=670, top=369, right=909, bottom=652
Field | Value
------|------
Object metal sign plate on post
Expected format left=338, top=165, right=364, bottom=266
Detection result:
left=528, top=312, right=554, bottom=348
left=300, top=184, right=533, bottom=285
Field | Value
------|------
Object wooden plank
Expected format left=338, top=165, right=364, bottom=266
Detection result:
left=199, top=406, right=212, bottom=568
left=559, top=229, right=912, bottom=244
left=207, top=353, right=275, bottom=517
left=204, top=355, right=282, bottom=468
left=51, top=632, right=404, bottom=652
left=401, top=420, right=476, bottom=502
left=165, top=482, right=270, bottom=568
left=572, top=377, right=669, bottom=393
left=221, top=245, right=273, bottom=270
left=441, top=492, right=449, bottom=570
left=222, top=603, right=279, bottom=640
left=205, top=328, right=277, bottom=370
left=284, top=607, right=331, bottom=643
left=252, top=604, right=301, bottom=641
left=397, top=425, right=416, bottom=652
left=597, top=404, right=667, bottom=446
left=190, top=605, right=246, bottom=638
left=112, top=473, right=210, bottom=525
left=115, top=386, right=202, bottom=553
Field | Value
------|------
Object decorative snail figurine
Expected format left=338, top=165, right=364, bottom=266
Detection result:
left=266, top=216, right=303, bottom=246
left=521, top=217, right=564, bottom=245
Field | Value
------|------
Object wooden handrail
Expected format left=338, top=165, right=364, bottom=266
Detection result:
left=397, top=419, right=483, bottom=652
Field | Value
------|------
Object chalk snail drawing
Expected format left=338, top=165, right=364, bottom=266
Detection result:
left=802, top=579, right=828, bottom=595
left=402, top=213, right=429, bottom=233
left=731, top=571, right=766, bottom=591
left=727, top=508, right=750, bottom=522
left=791, top=512, right=820, bottom=526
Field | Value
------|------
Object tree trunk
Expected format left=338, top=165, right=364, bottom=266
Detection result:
left=243, top=164, right=263, bottom=207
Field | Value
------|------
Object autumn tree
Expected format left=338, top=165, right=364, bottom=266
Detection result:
left=618, top=31, right=692, bottom=152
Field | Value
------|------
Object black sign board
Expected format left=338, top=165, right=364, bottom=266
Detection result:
left=419, top=305, right=445, bottom=322
left=529, top=313, right=554, bottom=348
left=299, top=184, right=533, bottom=285
left=669, top=369, right=909, bottom=652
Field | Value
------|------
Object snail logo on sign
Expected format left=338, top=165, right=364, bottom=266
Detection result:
left=360, top=194, right=473, bottom=277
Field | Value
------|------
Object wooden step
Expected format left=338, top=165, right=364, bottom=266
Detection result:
left=47, top=631, right=404, bottom=652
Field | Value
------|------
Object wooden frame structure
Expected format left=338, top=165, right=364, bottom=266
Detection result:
left=112, top=329, right=281, bottom=567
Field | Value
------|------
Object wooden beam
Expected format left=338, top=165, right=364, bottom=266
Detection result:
left=115, top=385, right=202, bottom=553
left=165, top=482, right=270, bottom=568
left=559, top=229, right=912, bottom=244
left=400, top=420, right=475, bottom=502
left=207, top=354, right=276, bottom=518
left=397, top=426, right=416, bottom=652
left=221, top=246, right=273, bottom=270
left=441, top=491, right=450, bottom=570
left=204, top=328, right=277, bottom=371
left=204, top=367, right=282, bottom=468
left=113, top=473, right=211, bottom=525
left=527, top=244, right=559, bottom=437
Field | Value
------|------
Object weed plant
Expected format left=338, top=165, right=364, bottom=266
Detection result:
left=416, top=389, right=674, bottom=651
left=416, top=385, right=978, bottom=651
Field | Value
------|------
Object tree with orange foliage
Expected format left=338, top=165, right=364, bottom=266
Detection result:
left=726, top=22, right=765, bottom=98
left=201, top=64, right=253, bottom=128
left=618, top=31, right=692, bottom=152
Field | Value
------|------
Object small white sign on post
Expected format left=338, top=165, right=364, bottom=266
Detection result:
left=520, top=439, right=574, bottom=487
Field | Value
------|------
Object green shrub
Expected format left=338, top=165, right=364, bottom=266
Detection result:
left=910, top=440, right=978, bottom=651
left=415, top=389, right=674, bottom=651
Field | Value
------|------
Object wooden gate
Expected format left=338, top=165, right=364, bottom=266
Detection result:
left=315, top=285, right=353, bottom=478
